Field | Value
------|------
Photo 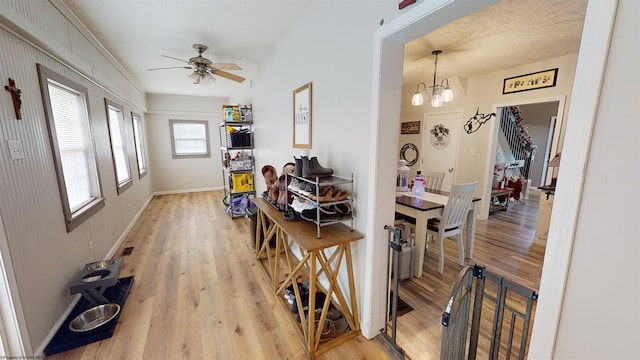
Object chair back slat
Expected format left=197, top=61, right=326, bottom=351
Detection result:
left=423, top=171, right=445, bottom=191
left=440, top=182, right=478, bottom=230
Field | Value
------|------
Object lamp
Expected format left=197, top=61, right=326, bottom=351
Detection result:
left=188, top=68, right=216, bottom=85
left=547, top=152, right=561, bottom=186
left=411, top=50, right=454, bottom=107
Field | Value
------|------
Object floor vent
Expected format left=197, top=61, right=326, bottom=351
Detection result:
left=121, top=247, right=134, bottom=256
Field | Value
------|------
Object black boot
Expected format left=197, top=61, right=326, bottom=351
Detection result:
left=293, top=157, right=303, bottom=177
left=302, top=156, right=334, bottom=178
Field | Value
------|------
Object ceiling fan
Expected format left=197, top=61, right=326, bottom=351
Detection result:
left=148, top=44, right=245, bottom=84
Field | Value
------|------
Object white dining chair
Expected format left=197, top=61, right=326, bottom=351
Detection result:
left=423, top=171, right=445, bottom=191
left=426, top=181, right=478, bottom=274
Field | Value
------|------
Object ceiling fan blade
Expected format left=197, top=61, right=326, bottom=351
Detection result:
left=161, top=54, right=190, bottom=63
left=147, top=66, right=192, bottom=71
left=211, top=63, right=242, bottom=70
left=211, top=69, right=245, bottom=83
left=207, top=65, right=245, bottom=83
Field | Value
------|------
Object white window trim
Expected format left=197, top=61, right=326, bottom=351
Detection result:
left=169, top=119, right=211, bottom=159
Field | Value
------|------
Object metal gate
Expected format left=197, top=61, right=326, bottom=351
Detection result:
left=441, top=265, right=538, bottom=360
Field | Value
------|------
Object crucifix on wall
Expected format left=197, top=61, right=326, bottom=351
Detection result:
left=5, top=78, right=22, bottom=120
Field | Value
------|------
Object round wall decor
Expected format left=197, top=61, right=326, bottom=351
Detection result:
left=400, top=143, right=419, bottom=166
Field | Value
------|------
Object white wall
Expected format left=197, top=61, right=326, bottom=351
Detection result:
left=145, top=94, right=227, bottom=193
left=0, top=1, right=153, bottom=353
left=553, top=0, right=639, bottom=357
left=254, top=1, right=400, bottom=338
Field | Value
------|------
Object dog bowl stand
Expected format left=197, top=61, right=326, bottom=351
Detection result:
left=70, top=258, right=123, bottom=307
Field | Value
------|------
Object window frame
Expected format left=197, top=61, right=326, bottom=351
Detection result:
left=131, top=112, right=148, bottom=179
left=104, top=98, right=133, bottom=194
left=36, top=63, right=105, bottom=232
left=169, top=119, right=211, bottom=159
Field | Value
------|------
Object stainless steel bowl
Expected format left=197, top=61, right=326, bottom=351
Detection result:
left=87, top=259, right=116, bottom=271
left=81, top=270, right=109, bottom=283
left=69, top=303, right=121, bottom=332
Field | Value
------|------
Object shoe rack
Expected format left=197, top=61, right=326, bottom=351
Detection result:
left=219, top=104, right=255, bottom=218
left=285, top=173, right=354, bottom=239
left=252, top=197, right=363, bottom=357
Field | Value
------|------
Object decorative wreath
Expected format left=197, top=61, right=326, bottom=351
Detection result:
left=400, top=143, right=419, bottom=166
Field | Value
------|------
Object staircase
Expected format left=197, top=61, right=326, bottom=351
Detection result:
left=496, top=106, right=536, bottom=182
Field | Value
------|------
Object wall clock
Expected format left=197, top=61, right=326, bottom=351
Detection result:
left=400, top=143, right=419, bottom=166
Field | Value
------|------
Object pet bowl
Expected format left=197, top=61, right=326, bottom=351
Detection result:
left=81, top=270, right=110, bottom=283
left=87, top=259, right=116, bottom=271
left=69, top=303, right=120, bottom=332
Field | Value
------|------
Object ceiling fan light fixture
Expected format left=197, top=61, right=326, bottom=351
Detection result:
left=188, top=70, right=200, bottom=84
left=201, top=71, right=216, bottom=85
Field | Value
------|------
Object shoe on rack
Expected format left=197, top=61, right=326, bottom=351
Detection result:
left=332, top=203, right=352, bottom=217
left=293, top=157, right=303, bottom=177
left=301, top=156, right=334, bottom=178
left=282, top=208, right=302, bottom=221
left=288, top=177, right=302, bottom=191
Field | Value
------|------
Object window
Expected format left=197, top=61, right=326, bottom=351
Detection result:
left=105, top=99, right=132, bottom=194
left=169, top=120, right=211, bottom=158
left=36, top=64, right=104, bottom=232
left=131, top=112, right=148, bottom=178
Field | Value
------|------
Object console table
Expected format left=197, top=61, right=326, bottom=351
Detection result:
left=253, top=197, right=363, bottom=358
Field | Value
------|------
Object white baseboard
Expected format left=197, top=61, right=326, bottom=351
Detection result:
left=153, top=186, right=222, bottom=195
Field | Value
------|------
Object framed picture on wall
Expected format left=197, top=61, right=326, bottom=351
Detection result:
left=293, top=82, right=312, bottom=149
left=503, top=68, right=558, bottom=94
left=401, top=121, right=421, bottom=134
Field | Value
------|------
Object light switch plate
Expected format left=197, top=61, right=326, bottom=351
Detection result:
left=7, top=140, right=25, bottom=160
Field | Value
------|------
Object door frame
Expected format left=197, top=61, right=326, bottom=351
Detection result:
left=0, top=214, right=27, bottom=356
left=367, top=1, right=617, bottom=358
left=481, top=96, right=566, bottom=220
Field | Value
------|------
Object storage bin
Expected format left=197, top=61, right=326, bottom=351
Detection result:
left=230, top=132, right=251, bottom=147
left=232, top=173, right=254, bottom=192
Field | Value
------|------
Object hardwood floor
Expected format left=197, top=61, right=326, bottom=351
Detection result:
left=395, top=192, right=545, bottom=360
left=45, top=190, right=544, bottom=360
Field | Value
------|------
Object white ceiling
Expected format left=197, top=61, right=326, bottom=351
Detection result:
left=61, top=0, right=587, bottom=99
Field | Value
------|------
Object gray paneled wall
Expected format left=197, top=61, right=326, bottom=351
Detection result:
left=0, top=5, right=152, bottom=355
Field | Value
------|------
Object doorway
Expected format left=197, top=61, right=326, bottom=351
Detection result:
left=368, top=0, right=613, bottom=357
left=484, top=98, right=565, bottom=220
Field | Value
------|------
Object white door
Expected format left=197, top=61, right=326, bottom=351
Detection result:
left=420, top=112, right=462, bottom=191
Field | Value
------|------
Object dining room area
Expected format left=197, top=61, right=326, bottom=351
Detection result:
left=385, top=179, right=544, bottom=359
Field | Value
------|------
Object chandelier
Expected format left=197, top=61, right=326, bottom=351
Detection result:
left=411, top=50, right=454, bottom=107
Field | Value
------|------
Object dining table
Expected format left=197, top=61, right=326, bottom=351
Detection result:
left=395, top=189, right=480, bottom=278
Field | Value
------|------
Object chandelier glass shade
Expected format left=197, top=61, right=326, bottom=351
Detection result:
left=411, top=50, right=454, bottom=107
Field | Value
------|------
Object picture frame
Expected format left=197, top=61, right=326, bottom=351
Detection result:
left=401, top=121, right=421, bottom=134
left=503, top=68, right=558, bottom=94
left=293, top=82, right=312, bottom=149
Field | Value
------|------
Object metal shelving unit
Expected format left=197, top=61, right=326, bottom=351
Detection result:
left=219, top=105, right=255, bottom=218
left=285, top=173, right=354, bottom=238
